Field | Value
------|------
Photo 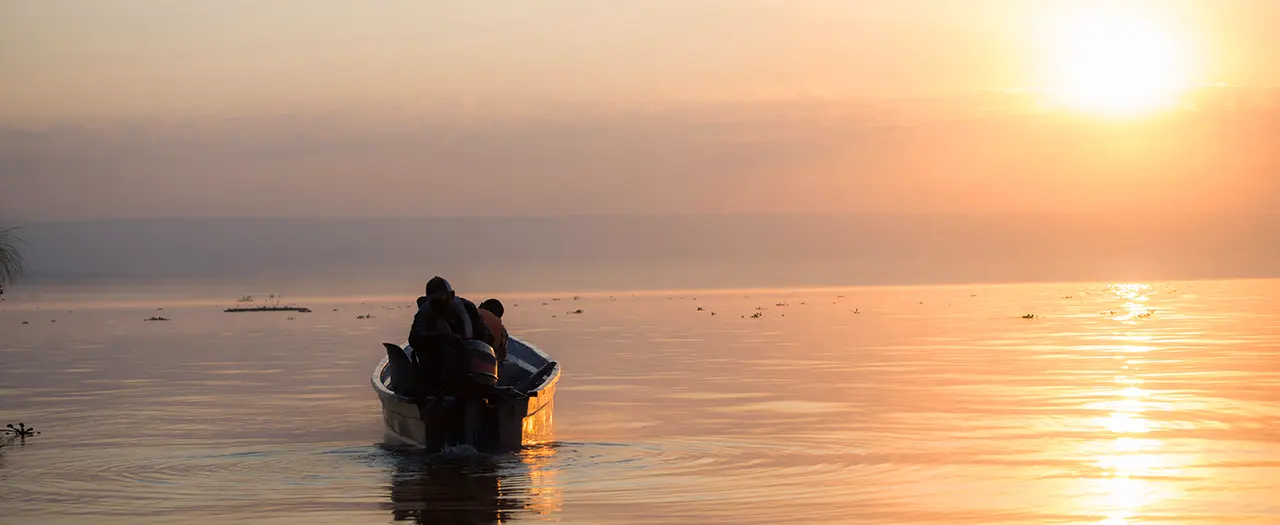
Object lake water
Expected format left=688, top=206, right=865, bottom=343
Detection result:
left=2, top=280, right=1279, bottom=524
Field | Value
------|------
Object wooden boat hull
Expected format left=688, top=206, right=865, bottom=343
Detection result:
left=372, top=337, right=559, bottom=452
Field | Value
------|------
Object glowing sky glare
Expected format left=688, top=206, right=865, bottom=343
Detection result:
left=1045, top=10, right=1193, bottom=115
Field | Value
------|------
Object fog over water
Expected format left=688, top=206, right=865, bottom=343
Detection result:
left=13, top=215, right=1278, bottom=297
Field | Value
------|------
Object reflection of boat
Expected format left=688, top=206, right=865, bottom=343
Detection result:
left=372, top=337, right=560, bottom=452
left=385, top=453, right=519, bottom=524
left=383, top=443, right=562, bottom=524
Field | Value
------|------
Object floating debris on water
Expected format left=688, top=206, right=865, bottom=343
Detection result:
left=568, top=309, right=584, bottom=314
left=697, top=307, right=704, bottom=311
left=750, top=312, right=763, bottom=319
left=1022, top=314, right=1038, bottom=319
left=145, top=316, right=170, bottom=321
left=2, top=422, right=39, bottom=448
left=4, top=422, right=37, bottom=437
left=224, top=306, right=312, bottom=313
left=356, top=314, right=374, bottom=319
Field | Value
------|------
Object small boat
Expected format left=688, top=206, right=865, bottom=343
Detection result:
left=371, top=337, right=560, bottom=452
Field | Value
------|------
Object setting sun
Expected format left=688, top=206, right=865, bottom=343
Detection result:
left=1047, top=11, right=1191, bottom=115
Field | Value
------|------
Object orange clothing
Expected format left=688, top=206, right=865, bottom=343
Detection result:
left=478, top=309, right=508, bottom=366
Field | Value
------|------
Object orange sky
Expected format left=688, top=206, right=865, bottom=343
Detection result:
left=1, top=1, right=1278, bottom=220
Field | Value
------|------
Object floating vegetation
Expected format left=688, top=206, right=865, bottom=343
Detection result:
left=145, top=316, right=170, bottom=321
left=1022, top=314, right=1038, bottom=319
left=1, top=422, right=39, bottom=449
left=224, top=306, right=312, bottom=313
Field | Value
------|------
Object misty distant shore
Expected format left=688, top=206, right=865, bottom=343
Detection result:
left=14, top=214, right=1280, bottom=293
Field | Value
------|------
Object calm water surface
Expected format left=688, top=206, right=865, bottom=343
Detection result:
left=2, top=280, right=1279, bottom=524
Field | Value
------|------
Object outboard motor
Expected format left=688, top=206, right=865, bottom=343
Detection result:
left=438, top=340, right=498, bottom=448
left=436, top=340, right=498, bottom=398
left=461, top=340, right=499, bottom=391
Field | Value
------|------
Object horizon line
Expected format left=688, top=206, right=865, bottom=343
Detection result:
left=16, top=211, right=1280, bottom=226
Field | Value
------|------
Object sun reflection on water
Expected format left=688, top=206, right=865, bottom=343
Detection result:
left=1110, top=283, right=1156, bottom=322
left=519, top=443, right=564, bottom=517
left=1091, top=284, right=1169, bottom=524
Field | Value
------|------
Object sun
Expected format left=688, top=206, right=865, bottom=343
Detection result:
left=1046, top=11, right=1191, bottom=115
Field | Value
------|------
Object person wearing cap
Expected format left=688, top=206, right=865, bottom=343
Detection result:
left=407, top=276, right=494, bottom=383
left=478, top=298, right=509, bottom=369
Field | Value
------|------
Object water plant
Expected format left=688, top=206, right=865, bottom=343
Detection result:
left=1, top=423, right=39, bottom=449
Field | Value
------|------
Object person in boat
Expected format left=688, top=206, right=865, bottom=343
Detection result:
left=407, top=276, right=494, bottom=387
left=478, top=298, right=509, bottom=369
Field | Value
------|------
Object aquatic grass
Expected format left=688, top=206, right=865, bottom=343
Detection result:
left=1, top=423, right=39, bottom=450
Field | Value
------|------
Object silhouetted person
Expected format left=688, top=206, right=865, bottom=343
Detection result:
left=407, top=276, right=493, bottom=388
left=478, top=298, right=509, bottom=370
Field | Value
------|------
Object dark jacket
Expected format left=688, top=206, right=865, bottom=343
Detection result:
left=407, top=296, right=494, bottom=372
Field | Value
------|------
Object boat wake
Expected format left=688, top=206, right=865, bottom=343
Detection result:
left=431, top=444, right=486, bottom=461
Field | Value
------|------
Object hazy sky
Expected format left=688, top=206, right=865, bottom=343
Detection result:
left=2, top=1, right=1278, bottom=221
